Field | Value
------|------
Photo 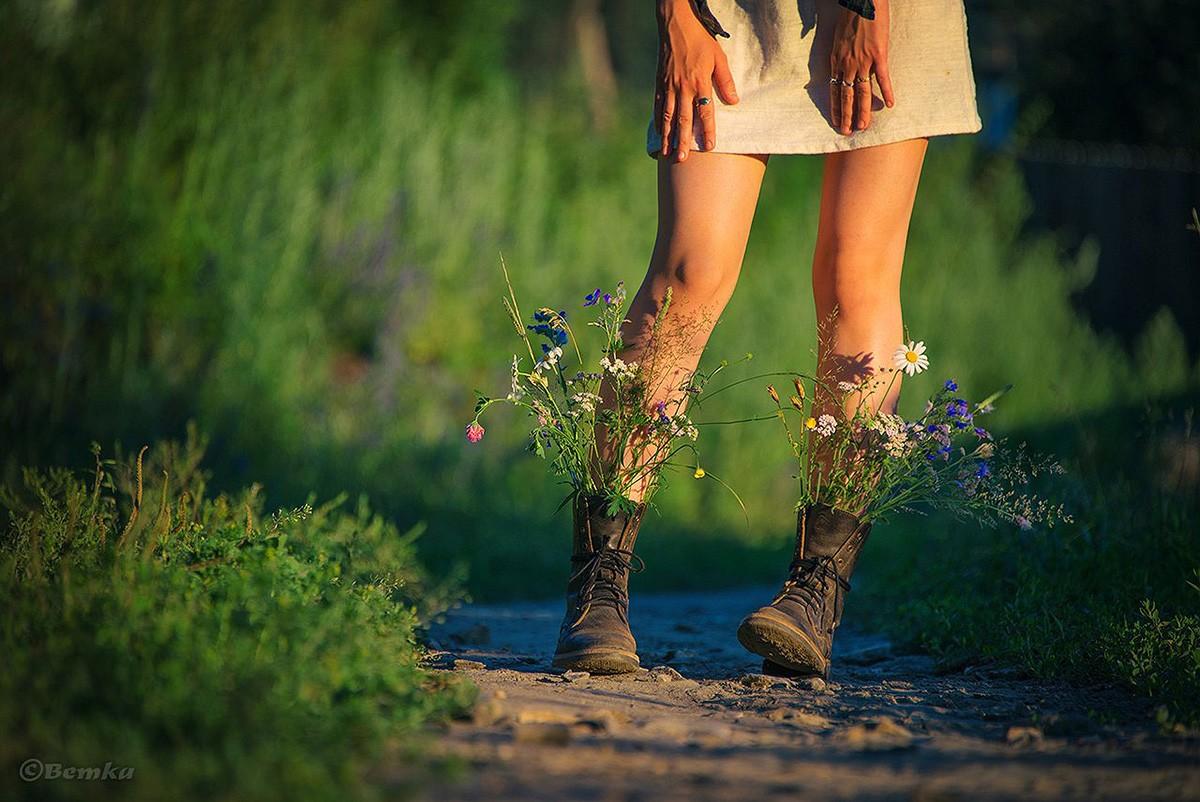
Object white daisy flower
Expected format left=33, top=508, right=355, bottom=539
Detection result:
left=892, top=340, right=929, bottom=376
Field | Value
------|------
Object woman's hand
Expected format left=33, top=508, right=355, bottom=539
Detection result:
left=656, top=0, right=739, bottom=162
left=829, top=0, right=894, bottom=135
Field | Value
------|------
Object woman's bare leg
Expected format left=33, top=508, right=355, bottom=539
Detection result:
left=619, top=151, right=768, bottom=501
left=812, top=138, right=928, bottom=417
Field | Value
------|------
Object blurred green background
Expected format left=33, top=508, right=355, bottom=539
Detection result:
left=4, top=4, right=1199, bottom=797
left=2, top=0, right=1198, bottom=647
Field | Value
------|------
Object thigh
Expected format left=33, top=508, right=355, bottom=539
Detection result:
left=816, top=138, right=928, bottom=261
left=651, top=151, right=770, bottom=272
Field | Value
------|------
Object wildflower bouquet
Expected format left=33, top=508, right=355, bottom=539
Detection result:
left=467, top=265, right=737, bottom=513
left=766, top=340, right=1071, bottom=529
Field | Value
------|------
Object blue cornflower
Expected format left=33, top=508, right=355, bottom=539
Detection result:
left=955, top=420, right=969, bottom=430
left=975, top=461, right=991, bottom=479
left=926, top=423, right=940, bottom=434
left=603, top=292, right=613, bottom=305
left=584, top=288, right=602, bottom=307
left=945, top=379, right=958, bottom=392
left=946, top=398, right=970, bottom=418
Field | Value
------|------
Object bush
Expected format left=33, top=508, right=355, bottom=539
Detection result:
left=0, top=432, right=472, bottom=802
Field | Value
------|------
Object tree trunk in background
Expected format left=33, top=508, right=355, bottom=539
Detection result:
left=573, top=0, right=618, bottom=133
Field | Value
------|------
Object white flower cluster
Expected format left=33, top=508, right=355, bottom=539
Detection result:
left=599, top=355, right=638, bottom=381
left=568, top=392, right=601, bottom=416
left=866, top=412, right=911, bottom=458
left=815, top=414, right=838, bottom=438
left=535, top=346, right=563, bottom=372
left=664, top=414, right=698, bottom=441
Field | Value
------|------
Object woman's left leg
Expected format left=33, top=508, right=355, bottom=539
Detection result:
left=737, top=137, right=929, bottom=678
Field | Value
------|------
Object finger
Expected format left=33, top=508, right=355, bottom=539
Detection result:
left=875, top=60, right=895, bottom=108
left=675, top=91, right=694, bottom=162
left=829, top=73, right=842, bottom=132
left=853, top=76, right=872, bottom=131
left=698, top=86, right=717, bottom=151
left=713, top=48, right=739, bottom=105
left=661, top=87, right=676, bottom=156
left=838, top=83, right=854, bottom=134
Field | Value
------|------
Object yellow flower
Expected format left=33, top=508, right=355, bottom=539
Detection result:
left=693, top=467, right=706, bottom=479
left=804, top=417, right=817, bottom=430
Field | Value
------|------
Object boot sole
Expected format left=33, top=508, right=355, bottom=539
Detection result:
left=552, top=647, right=640, bottom=675
left=737, top=608, right=828, bottom=677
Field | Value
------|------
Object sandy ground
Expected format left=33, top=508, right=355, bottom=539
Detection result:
left=421, top=587, right=1199, bottom=801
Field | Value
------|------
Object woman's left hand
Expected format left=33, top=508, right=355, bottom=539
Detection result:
left=829, top=1, right=894, bottom=135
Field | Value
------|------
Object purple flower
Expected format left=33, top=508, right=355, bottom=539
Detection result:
left=603, top=292, right=613, bottom=305
left=655, top=400, right=670, bottom=424
left=974, top=427, right=991, bottom=440
left=944, top=379, right=958, bottom=391
left=974, top=461, right=991, bottom=479
left=1015, top=515, right=1032, bottom=531
left=584, top=288, right=602, bottom=307
left=946, top=399, right=970, bottom=418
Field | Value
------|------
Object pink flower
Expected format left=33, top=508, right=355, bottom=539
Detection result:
left=465, top=422, right=485, bottom=444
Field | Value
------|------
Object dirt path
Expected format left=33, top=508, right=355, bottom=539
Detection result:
left=423, top=587, right=1199, bottom=801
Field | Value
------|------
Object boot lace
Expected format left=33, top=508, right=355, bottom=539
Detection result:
left=772, top=557, right=850, bottom=634
left=569, top=548, right=645, bottom=626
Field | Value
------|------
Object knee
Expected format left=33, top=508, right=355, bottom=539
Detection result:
left=656, top=255, right=738, bottom=306
left=813, top=251, right=901, bottom=319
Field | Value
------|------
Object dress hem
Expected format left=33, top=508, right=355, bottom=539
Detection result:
left=645, top=117, right=982, bottom=158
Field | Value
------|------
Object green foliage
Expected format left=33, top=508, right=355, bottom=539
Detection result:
left=0, top=435, right=472, bottom=802
left=855, top=406, right=1200, bottom=728
left=1113, top=599, right=1200, bottom=729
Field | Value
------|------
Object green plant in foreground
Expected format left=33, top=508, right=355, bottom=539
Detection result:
left=468, top=263, right=747, bottom=513
left=761, top=339, right=1071, bottom=528
left=0, top=433, right=472, bottom=802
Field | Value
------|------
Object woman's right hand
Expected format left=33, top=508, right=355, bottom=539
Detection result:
left=656, top=0, right=739, bottom=162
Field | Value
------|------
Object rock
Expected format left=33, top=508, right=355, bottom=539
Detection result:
left=562, top=670, right=591, bottom=682
left=448, top=623, right=491, bottom=646
left=512, top=722, right=572, bottom=746
left=453, top=659, right=486, bottom=671
left=471, top=697, right=508, bottom=727
left=798, top=677, right=827, bottom=692
left=838, top=717, right=915, bottom=751
left=1006, top=725, right=1044, bottom=746
left=648, top=666, right=685, bottom=683
left=739, top=673, right=777, bottom=690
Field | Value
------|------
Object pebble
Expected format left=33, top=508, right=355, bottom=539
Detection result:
left=562, top=670, right=591, bottom=682
left=453, top=658, right=487, bottom=671
left=838, top=717, right=915, bottom=751
left=512, top=722, right=572, bottom=746
left=648, top=666, right=686, bottom=682
left=1006, top=725, right=1045, bottom=746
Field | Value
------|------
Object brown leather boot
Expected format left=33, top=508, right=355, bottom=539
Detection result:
left=552, top=494, right=645, bottom=674
left=737, top=504, right=871, bottom=678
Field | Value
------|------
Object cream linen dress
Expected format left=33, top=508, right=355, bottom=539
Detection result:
left=647, top=0, right=982, bottom=155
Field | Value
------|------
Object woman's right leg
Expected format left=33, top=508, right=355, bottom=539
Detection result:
left=620, top=150, right=768, bottom=500
left=556, top=150, right=767, bottom=673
